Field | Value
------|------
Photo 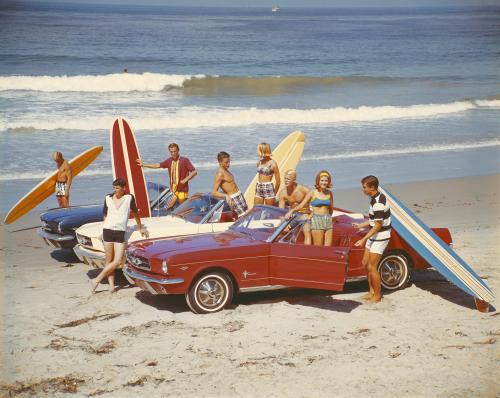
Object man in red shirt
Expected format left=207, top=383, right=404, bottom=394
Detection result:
left=137, top=143, right=197, bottom=209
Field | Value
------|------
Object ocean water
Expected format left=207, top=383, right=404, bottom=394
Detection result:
left=0, top=2, right=499, bottom=214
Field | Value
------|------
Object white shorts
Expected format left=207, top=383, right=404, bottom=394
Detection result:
left=365, top=238, right=390, bottom=255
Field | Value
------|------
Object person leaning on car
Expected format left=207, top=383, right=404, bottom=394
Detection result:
left=137, top=143, right=197, bottom=209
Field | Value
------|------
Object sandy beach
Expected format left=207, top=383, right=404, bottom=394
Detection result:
left=0, top=173, right=498, bottom=397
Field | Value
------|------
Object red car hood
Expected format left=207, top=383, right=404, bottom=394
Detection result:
left=128, top=231, right=260, bottom=259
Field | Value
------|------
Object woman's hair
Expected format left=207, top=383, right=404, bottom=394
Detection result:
left=257, top=142, right=272, bottom=157
left=315, top=170, right=332, bottom=189
left=112, top=178, right=127, bottom=187
left=361, top=175, right=379, bottom=189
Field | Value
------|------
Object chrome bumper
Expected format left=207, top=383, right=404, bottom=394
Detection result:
left=37, top=228, right=75, bottom=248
left=123, top=266, right=184, bottom=294
left=73, top=244, right=105, bottom=268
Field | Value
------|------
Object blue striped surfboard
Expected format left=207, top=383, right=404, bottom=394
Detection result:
left=380, top=187, right=494, bottom=303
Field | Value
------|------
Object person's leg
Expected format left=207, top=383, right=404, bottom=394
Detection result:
left=324, top=228, right=333, bottom=246
left=303, top=222, right=312, bottom=245
left=56, top=195, right=64, bottom=208
left=107, top=242, right=126, bottom=292
left=60, top=195, right=69, bottom=208
left=254, top=196, right=264, bottom=205
left=311, top=230, right=324, bottom=246
left=360, top=248, right=373, bottom=300
left=264, top=198, right=275, bottom=206
left=367, top=252, right=383, bottom=302
left=90, top=241, right=114, bottom=293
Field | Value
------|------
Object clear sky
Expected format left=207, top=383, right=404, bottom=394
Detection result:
left=19, top=0, right=500, bottom=8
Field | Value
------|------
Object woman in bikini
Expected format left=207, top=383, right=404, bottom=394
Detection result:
left=254, top=142, right=280, bottom=206
left=286, top=170, right=334, bottom=246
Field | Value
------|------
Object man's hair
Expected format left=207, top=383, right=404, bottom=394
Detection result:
left=361, top=175, right=379, bottom=189
left=217, top=151, right=230, bottom=163
left=168, top=143, right=179, bottom=151
left=112, top=178, right=127, bottom=187
left=52, top=151, right=63, bottom=161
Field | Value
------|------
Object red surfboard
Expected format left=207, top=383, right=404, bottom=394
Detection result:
left=110, top=118, right=151, bottom=218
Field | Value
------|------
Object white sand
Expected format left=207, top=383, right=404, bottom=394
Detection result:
left=1, top=174, right=499, bottom=397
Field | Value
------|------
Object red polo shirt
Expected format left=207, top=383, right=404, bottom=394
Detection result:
left=159, top=156, right=195, bottom=193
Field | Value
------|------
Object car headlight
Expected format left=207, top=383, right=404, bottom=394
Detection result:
left=76, top=233, right=92, bottom=247
left=162, top=259, right=168, bottom=274
left=127, top=252, right=150, bottom=270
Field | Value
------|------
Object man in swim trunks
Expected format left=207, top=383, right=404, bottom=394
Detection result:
left=211, top=151, right=248, bottom=218
left=353, top=175, right=392, bottom=303
left=52, top=151, right=72, bottom=208
left=137, top=143, right=197, bottom=209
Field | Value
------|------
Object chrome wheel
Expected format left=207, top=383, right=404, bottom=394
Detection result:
left=378, top=253, right=410, bottom=291
left=186, top=272, right=233, bottom=314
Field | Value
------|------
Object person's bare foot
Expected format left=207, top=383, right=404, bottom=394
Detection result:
left=369, top=295, right=382, bottom=303
left=109, top=286, right=117, bottom=294
left=89, top=279, right=98, bottom=294
left=359, top=292, right=373, bottom=301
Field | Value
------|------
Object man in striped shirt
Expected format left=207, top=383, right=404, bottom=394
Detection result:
left=354, top=175, right=391, bottom=303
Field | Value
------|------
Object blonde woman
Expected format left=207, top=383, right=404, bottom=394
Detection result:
left=287, top=170, right=334, bottom=246
left=255, top=142, right=280, bottom=206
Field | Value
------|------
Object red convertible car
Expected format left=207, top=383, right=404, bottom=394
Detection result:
left=124, top=206, right=452, bottom=314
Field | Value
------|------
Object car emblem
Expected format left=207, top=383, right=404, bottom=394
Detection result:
left=242, top=270, right=256, bottom=279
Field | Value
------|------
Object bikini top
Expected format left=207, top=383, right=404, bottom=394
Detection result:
left=310, top=191, right=332, bottom=208
left=257, top=161, right=273, bottom=176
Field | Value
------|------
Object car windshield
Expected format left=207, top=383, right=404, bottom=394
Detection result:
left=146, top=182, right=168, bottom=203
left=171, top=194, right=220, bottom=223
left=229, top=206, right=287, bottom=241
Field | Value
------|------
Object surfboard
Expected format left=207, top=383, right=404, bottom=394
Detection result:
left=110, top=118, right=151, bottom=218
left=4, top=146, right=103, bottom=225
left=244, top=130, right=305, bottom=209
left=379, top=187, right=494, bottom=304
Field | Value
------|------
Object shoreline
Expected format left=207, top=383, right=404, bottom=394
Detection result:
left=1, top=173, right=499, bottom=397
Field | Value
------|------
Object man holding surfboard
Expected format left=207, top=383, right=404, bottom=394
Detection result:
left=137, top=143, right=197, bottom=209
left=53, top=151, right=72, bottom=208
left=211, top=151, right=248, bottom=218
left=353, top=175, right=392, bottom=303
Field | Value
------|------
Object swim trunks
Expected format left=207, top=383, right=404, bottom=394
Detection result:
left=255, top=181, right=275, bottom=200
left=55, top=181, right=67, bottom=197
left=228, top=191, right=248, bottom=217
left=102, top=228, right=126, bottom=243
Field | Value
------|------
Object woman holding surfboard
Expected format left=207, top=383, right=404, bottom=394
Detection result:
left=254, top=142, right=280, bottom=206
left=90, top=178, right=148, bottom=294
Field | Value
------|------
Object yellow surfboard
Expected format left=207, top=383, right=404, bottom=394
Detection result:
left=4, top=146, right=103, bottom=225
left=244, top=130, right=305, bottom=209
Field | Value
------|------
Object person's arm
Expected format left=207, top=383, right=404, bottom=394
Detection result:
left=180, top=159, right=197, bottom=184
left=211, top=171, right=231, bottom=203
left=129, top=195, right=148, bottom=237
left=272, top=161, right=281, bottom=193
left=353, top=220, right=370, bottom=229
left=354, top=220, right=382, bottom=247
left=65, top=162, right=72, bottom=197
left=329, top=190, right=334, bottom=215
left=136, top=159, right=161, bottom=169
left=286, top=190, right=313, bottom=219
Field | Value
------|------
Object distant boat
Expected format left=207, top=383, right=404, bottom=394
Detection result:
left=271, top=5, right=280, bottom=12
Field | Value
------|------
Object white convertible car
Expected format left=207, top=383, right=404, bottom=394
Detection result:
left=73, top=193, right=238, bottom=267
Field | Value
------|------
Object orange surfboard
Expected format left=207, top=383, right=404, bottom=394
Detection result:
left=4, top=146, right=103, bottom=224
left=110, top=118, right=151, bottom=218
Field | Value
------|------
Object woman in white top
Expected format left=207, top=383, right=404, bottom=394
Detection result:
left=90, top=178, right=148, bottom=293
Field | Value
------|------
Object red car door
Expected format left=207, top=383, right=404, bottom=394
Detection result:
left=269, top=242, right=348, bottom=291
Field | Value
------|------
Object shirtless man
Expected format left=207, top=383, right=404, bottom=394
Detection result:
left=52, top=151, right=72, bottom=208
left=279, top=169, right=312, bottom=244
left=211, top=151, right=248, bottom=218
left=278, top=169, right=310, bottom=212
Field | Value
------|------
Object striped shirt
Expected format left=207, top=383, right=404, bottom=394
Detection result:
left=368, top=192, right=391, bottom=241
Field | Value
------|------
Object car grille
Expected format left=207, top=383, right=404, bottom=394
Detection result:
left=76, top=233, right=92, bottom=248
left=127, top=253, right=150, bottom=271
left=42, top=220, right=59, bottom=233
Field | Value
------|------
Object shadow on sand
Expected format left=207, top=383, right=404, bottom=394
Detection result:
left=412, top=269, right=496, bottom=312
left=50, top=249, right=80, bottom=264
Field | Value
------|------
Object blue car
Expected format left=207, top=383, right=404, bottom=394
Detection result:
left=37, top=181, right=173, bottom=249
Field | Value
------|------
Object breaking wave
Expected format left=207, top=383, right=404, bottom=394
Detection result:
left=1, top=139, right=498, bottom=181
left=0, top=73, right=406, bottom=93
left=1, top=99, right=497, bottom=131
